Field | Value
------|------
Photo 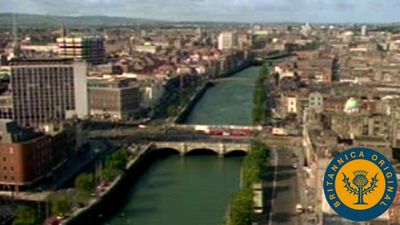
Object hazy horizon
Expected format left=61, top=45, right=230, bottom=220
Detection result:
left=1, top=0, right=400, bottom=23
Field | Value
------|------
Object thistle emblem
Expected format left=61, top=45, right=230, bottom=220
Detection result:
left=342, top=170, right=379, bottom=205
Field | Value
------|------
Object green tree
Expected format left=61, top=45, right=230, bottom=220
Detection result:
left=103, top=168, right=116, bottom=183
left=224, top=143, right=270, bottom=225
left=107, top=151, right=128, bottom=173
left=260, top=63, right=269, bottom=76
left=75, top=174, right=95, bottom=200
left=229, top=189, right=253, bottom=225
left=252, top=64, right=272, bottom=126
left=51, top=193, right=72, bottom=216
left=103, top=150, right=129, bottom=182
left=13, top=206, right=40, bottom=225
left=242, top=142, right=270, bottom=188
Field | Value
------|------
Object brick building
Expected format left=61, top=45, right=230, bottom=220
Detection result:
left=0, top=119, right=52, bottom=191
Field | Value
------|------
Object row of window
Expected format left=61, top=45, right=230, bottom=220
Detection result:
left=12, top=67, right=73, bottom=75
left=0, top=147, right=14, bottom=155
left=1, top=175, right=15, bottom=181
left=1, top=166, right=14, bottom=171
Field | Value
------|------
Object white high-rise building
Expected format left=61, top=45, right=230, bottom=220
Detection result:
left=196, top=27, right=203, bottom=39
left=4, top=58, right=89, bottom=129
left=361, top=25, right=367, bottom=36
left=218, top=32, right=238, bottom=50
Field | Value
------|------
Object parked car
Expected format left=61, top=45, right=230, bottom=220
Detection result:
left=272, top=127, right=288, bottom=136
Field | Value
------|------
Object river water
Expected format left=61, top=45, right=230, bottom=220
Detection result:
left=185, top=67, right=260, bottom=126
left=104, top=66, right=260, bottom=225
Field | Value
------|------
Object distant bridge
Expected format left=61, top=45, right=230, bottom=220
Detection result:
left=172, top=124, right=262, bottom=131
left=254, top=52, right=294, bottom=61
left=211, top=77, right=255, bottom=84
left=151, top=141, right=251, bottom=157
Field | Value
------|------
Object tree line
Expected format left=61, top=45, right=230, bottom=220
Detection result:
left=13, top=150, right=129, bottom=225
left=224, top=142, right=270, bottom=225
left=253, top=63, right=270, bottom=125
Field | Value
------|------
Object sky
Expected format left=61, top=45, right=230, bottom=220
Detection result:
left=1, top=0, right=400, bottom=23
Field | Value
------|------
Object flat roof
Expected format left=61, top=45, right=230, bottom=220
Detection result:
left=9, top=58, right=75, bottom=66
left=354, top=135, right=387, bottom=143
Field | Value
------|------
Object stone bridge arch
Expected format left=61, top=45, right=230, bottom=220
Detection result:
left=185, top=148, right=220, bottom=156
left=224, top=149, right=248, bottom=157
left=150, top=147, right=181, bottom=155
left=152, top=142, right=251, bottom=157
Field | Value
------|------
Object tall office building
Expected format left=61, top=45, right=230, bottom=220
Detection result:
left=57, top=36, right=105, bottom=65
left=218, top=32, right=238, bottom=50
left=3, top=58, right=88, bottom=129
left=196, top=27, right=203, bottom=39
left=361, top=25, right=367, bottom=36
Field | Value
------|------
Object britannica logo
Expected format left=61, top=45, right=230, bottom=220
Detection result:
left=323, top=148, right=397, bottom=221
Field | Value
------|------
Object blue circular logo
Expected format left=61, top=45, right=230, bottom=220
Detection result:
left=323, top=148, right=397, bottom=221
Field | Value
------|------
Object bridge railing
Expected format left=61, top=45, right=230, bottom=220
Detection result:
left=172, top=124, right=263, bottom=131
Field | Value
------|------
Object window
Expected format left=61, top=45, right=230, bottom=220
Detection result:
left=2, top=157, right=6, bottom=162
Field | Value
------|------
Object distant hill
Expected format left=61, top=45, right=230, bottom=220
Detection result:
left=0, top=13, right=164, bottom=27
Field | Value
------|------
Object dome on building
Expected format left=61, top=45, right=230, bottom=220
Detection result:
left=343, top=31, right=354, bottom=36
left=344, top=97, right=359, bottom=113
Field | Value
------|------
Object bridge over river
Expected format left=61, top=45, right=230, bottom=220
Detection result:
left=151, top=141, right=251, bottom=157
left=211, top=77, right=256, bottom=84
left=89, top=125, right=300, bottom=152
left=100, top=65, right=300, bottom=225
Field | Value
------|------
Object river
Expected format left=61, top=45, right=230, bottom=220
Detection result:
left=104, top=66, right=260, bottom=225
left=185, top=67, right=260, bottom=125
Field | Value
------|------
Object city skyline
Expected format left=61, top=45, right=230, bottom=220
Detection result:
left=3, top=1, right=400, bottom=225
left=2, top=0, right=400, bottom=23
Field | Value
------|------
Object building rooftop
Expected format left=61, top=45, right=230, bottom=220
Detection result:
left=9, top=58, right=75, bottom=66
left=87, top=77, right=138, bottom=89
left=354, top=135, right=388, bottom=143
left=0, top=119, right=43, bottom=143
